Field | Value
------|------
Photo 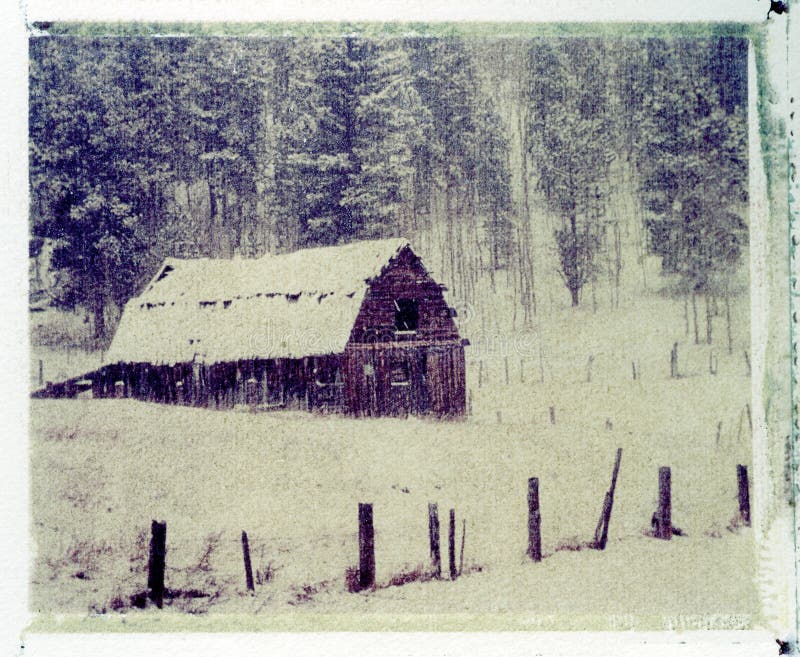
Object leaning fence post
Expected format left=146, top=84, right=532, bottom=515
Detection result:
left=459, top=519, right=466, bottom=576
left=527, top=477, right=542, bottom=562
left=448, top=508, right=457, bottom=580
left=428, top=503, right=441, bottom=579
left=593, top=447, right=623, bottom=550
left=148, top=520, right=167, bottom=608
left=358, top=503, right=375, bottom=590
left=737, top=465, right=751, bottom=526
left=652, top=467, right=672, bottom=540
left=242, top=530, right=255, bottom=592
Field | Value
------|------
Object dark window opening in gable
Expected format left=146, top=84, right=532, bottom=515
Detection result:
left=394, top=299, right=419, bottom=332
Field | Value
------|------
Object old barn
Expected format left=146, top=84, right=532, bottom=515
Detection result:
left=42, top=239, right=467, bottom=418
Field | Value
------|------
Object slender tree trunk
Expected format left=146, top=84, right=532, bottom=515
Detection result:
left=705, top=294, right=712, bottom=344
left=517, top=104, right=537, bottom=320
left=691, top=292, right=699, bottom=345
left=614, top=221, right=622, bottom=309
left=208, top=179, right=218, bottom=257
left=92, top=293, right=106, bottom=341
left=569, top=214, right=579, bottom=307
left=683, top=297, right=690, bottom=336
left=725, top=289, right=733, bottom=355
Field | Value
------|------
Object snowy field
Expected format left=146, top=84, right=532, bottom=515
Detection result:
left=28, top=292, right=759, bottom=627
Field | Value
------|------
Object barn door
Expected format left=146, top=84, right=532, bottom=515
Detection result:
left=387, top=352, right=412, bottom=416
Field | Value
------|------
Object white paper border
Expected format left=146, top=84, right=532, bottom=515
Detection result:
left=3, top=1, right=796, bottom=655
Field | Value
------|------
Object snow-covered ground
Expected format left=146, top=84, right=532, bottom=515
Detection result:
left=28, top=291, right=758, bottom=626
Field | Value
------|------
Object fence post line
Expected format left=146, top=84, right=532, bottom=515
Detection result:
left=428, top=503, right=441, bottom=579
left=527, top=477, right=542, bottom=562
left=737, top=465, right=751, bottom=526
left=242, top=530, right=255, bottom=592
left=448, top=508, right=457, bottom=580
left=358, top=503, right=375, bottom=590
left=653, top=467, right=672, bottom=540
left=147, top=520, right=167, bottom=609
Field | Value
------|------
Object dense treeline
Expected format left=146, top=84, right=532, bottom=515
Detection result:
left=29, top=36, right=748, bottom=340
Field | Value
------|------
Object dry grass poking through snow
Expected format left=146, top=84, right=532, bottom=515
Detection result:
left=28, top=293, right=759, bottom=623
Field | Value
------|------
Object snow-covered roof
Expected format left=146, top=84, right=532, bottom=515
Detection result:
left=106, top=238, right=411, bottom=365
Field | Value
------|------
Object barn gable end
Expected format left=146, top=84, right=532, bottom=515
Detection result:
left=349, top=245, right=459, bottom=345
left=341, top=246, right=466, bottom=418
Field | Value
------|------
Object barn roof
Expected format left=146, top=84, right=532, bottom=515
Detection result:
left=105, top=238, right=413, bottom=365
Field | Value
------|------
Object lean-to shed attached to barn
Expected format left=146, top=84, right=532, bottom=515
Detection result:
left=74, top=238, right=467, bottom=417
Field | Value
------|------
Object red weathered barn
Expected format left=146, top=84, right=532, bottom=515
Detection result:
left=54, top=239, right=467, bottom=418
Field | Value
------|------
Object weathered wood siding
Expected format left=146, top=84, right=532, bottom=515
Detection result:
left=341, top=343, right=465, bottom=418
left=339, top=244, right=466, bottom=417
left=49, top=355, right=346, bottom=414
left=349, top=245, right=459, bottom=345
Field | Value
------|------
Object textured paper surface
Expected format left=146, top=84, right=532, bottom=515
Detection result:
left=4, top=1, right=797, bottom=655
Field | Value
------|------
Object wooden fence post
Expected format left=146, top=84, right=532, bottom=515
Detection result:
left=38, top=359, right=43, bottom=387
left=549, top=406, right=555, bottom=425
left=358, top=503, right=375, bottom=590
left=652, top=467, right=672, bottom=540
left=242, top=530, right=255, bottom=592
left=527, top=477, right=542, bottom=562
left=593, top=447, right=623, bottom=550
left=147, top=520, right=167, bottom=608
left=428, top=503, right=441, bottom=579
left=670, top=343, right=678, bottom=378
left=448, top=508, right=457, bottom=580
left=459, top=519, right=466, bottom=576
left=737, top=465, right=751, bottom=526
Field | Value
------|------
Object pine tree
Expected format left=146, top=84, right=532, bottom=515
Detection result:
left=29, top=38, right=149, bottom=339
left=342, top=41, right=426, bottom=240
left=525, top=40, right=616, bottom=307
left=637, top=39, right=748, bottom=293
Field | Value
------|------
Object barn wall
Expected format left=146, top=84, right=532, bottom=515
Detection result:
left=71, top=356, right=345, bottom=414
left=342, top=343, right=466, bottom=418
left=37, top=344, right=465, bottom=419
